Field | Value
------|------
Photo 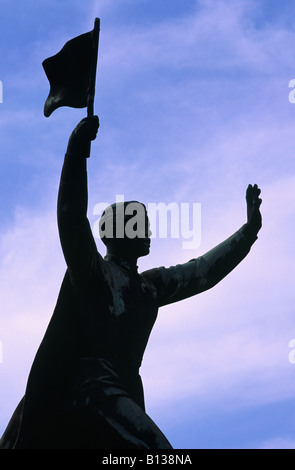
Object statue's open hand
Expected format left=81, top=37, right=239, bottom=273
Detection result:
left=246, top=183, right=262, bottom=234
left=67, top=115, right=99, bottom=156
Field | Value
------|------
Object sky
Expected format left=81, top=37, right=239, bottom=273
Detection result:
left=0, top=0, right=295, bottom=450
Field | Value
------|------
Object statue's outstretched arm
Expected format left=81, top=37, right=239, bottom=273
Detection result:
left=143, top=184, right=262, bottom=306
left=57, top=116, right=100, bottom=276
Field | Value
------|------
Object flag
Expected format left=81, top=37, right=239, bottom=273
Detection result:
left=42, top=18, right=100, bottom=117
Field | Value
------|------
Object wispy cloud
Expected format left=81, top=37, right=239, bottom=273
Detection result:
left=1, top=0, right=295, bottom=448
left=91, top=0, right=295, bottom=77
left=260, top=437, right=295, bottom=449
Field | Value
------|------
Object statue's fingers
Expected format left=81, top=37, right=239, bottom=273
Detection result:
left=246, top=184, right=254, bottom=202
left=254, top=197, right=262, bottom=209
left=254, top=185, right=261, bottom=197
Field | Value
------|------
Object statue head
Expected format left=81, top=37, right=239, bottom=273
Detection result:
left=99, top=201, right=151, bottom=259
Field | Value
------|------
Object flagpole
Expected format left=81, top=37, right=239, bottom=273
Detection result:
left=87, top=17, right=100, bottom=117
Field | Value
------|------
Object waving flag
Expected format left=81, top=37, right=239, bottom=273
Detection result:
left=42, top=18, right=100, bottom=117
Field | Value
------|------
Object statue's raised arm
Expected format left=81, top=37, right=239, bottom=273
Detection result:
left=142, top=184, right=262, bottom=307
left=57, top=116, right=100, bottom=276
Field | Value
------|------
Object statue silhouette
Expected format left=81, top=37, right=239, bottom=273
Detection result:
left=0, top=116, right=262, bottom=449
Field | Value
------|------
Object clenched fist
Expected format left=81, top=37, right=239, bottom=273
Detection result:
left=67, top=115, right=99, bottom=157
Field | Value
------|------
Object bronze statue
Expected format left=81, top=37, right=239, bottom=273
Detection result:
left=0, top=116, right=262, bottom=449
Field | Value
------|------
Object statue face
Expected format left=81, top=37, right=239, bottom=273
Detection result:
left=99, top=201, right=152, bottom=258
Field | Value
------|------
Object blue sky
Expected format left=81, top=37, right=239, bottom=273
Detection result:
left=1, top=0, right=295, bottom=449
